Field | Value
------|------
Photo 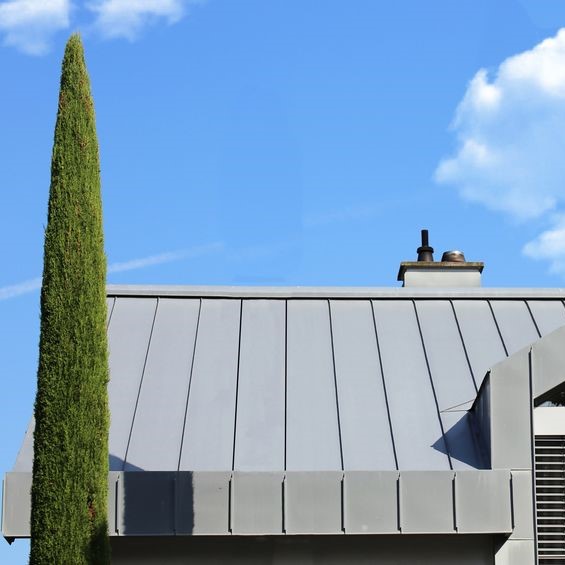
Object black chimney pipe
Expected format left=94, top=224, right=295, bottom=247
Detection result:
left=417, top=229, right=434, bottom=262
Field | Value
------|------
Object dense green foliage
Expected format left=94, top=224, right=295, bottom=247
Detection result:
left=30, top=34, right=110, bottom=565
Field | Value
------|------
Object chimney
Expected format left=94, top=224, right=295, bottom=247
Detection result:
left=397, top=230, right=484, bottom=287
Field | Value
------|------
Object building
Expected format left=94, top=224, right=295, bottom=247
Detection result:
left=3, top=232, right=565, bottom=564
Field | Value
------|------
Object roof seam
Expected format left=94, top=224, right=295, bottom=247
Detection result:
left=370, top=299, right=399, bottom=471
left=412, top=300, right=453, bottom=471
left=328, top=300, right=345, bottom=471
left=231, top=300, right=244, bottom=471
left=122, top=296, right=160, bottom=470
left=487, top=300, right=509, bottom=357
left=450, top=300, right=479, bottom=394
left=177, top=298, right=203, bottom=472
left=525, top=300, right=542, bottom=339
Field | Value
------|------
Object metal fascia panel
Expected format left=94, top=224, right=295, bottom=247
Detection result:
left=1, top=473, right=31, bottom=538
left=399, top=471, right=455, bottom=533
left=231, top=472, right=283, bottom=534
left=455, top=470, right=512, bottom=533
left=284, top=471, right=343, bottom=534
left=343, top=471, right=399, bottom=534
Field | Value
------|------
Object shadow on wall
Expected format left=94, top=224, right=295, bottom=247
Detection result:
left=109, top=454, right=196, bottom=535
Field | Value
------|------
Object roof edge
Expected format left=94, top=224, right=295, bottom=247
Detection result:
left=106, top=284, right=565, bottom=299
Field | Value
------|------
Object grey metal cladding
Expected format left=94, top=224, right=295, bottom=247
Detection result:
left=527, top=299, right=565, bottom=336
left=490, top=300, right=540, bottom=356
left=181, top=471, right=231, bottom=535
left=12, top=418, right=34, bottom=472
left=179, top=300, right=241, bottom=471
left=233, top=300, right=285, bottom=471
left=231, top=472, right=283, bottom=534
left=117, top=472, right=175, bottom=535
left=399, top=471, right=455, bottom=533
left=441, top=411, right=486, bottom=470
left=107, top=297, right=158, bottom=467
left=531, top=325, right=565, bottom=402
left=416, top=300, right=477, bottom=409
left=343, top=471, right=398, bottom=533
left=330, top=300, right=396, bottom=470
left=371, top=300, right=450, bottom=470
left=494, top=539, right=536, bottom=565
left=489, top=348, right=532, bottom=470
left=284, top=471, right=343, bottom=534
left=451, top=300, right=507, bottom=387
left=125, top=299, right=200, bottom=471
left=2, top=472, right=31, bottom=537
left=455, top=470, right=512, bottom=533
left=286, top=300, right=342, bottom=471
left=509, top=470, right=535, bottom=540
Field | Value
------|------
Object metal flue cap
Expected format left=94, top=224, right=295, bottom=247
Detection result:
left=417, top=229, right=434, bottom=262
left=441, top=250, right=466, bottom=263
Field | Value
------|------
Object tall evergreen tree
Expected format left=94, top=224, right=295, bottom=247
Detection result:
left=30, top=34, right=110, bottom=565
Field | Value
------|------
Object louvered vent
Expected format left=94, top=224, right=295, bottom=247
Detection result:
left=536, top=435, right=565, bottom=563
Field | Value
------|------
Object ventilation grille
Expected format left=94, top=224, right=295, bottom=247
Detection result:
left=536, top=435, right=565, bottom=563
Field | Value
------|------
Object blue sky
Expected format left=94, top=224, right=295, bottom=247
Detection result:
left=2, top=0, right=565, bottom=561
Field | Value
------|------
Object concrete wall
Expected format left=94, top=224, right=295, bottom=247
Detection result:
left=111, top=535, right=495, bottom=565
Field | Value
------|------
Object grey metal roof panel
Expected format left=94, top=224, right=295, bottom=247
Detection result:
left=527, top=299, right=565, bottom=336
left=233, top=300, right=286, bottom=471
left=285, top=300, right=342, bottom=471
left=372, top=300, right=450, bottom=470
left=124, top=298, right=200, bottom=471
left=415, top=300, right=477, bottom=410
left=451, top=300, right=507, bottom=387
left=178, top=299, right=241, bottom=471
left=107, top=297, right=158, bottom=467
left=330, top=300, right=396, bottom=470
left=489, top=300, right=540, bottom=356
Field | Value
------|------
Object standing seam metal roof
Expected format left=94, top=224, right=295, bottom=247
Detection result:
left=14, top=286, right=565, bottom=474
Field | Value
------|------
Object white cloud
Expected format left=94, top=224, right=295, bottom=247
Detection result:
left=523, top=217, right=565, bottom=275
left=89, top=0, right=201, bottom=40
left=0, top=0, right=70, bottom=54
left=435, top=29, right=565, bottom=275
left=436, top=29, right=565, bottom=221
left=0, top=242, right=223, bottom=301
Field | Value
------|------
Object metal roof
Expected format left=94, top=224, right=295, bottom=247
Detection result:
left=13, top=286, right=565, bottom=474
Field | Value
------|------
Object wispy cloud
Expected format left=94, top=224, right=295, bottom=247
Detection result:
left=107, top=242, right=222, bottom=273
left=0, top=242, right=223, bottom=302
left=0, top=0, right=70, bottom=54
left=435, top=28, right=565, bottom=275
left=88, top=0, right=202, bottom=40
left=0, top=277, right=42, bottom=300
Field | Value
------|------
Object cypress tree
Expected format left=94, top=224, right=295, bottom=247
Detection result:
left=30, top=34, right=110, bottom=565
